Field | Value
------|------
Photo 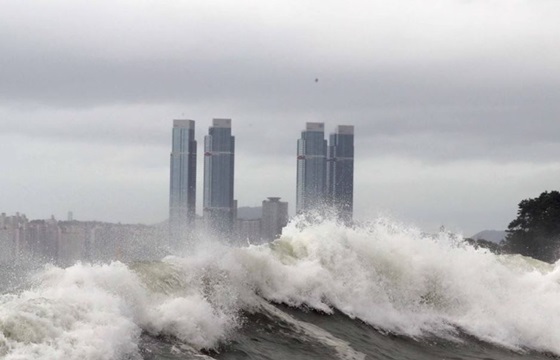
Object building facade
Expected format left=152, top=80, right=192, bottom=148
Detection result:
left=262, top=197, right=289, bottom=241
left=203, top=119, right=236, bottom=235
left=235, top=218, right=261, bottom=243
left=296, top=122, right=327, bottom=213
left=169, top=120, right=197, bottom=244
left=327, top=125, right=354, bottom=222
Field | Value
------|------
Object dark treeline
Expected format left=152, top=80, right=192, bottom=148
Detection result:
left=465, top=190, right=560, bottom=263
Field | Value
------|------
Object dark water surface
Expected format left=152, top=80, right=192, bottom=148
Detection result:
left=139, top=304, right=558, bottom=360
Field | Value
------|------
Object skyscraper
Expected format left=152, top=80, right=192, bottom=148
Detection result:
left=169, top=120, right=197, bottom=243
left=296, top=122, right=327, bottom=213
left=262, top=197, right=288, bottom=241
left=327, top=125, right=354, bottom=222
left=203, top=119, right=235, bottom=234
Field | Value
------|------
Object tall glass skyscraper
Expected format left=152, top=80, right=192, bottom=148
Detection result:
left=203, top=119, right=235, bottom=234
left=327, top=125, right=354, bottom=222
left=169, top=120, right=197, bottom=243
left=296, top=122, right=327, bottom=213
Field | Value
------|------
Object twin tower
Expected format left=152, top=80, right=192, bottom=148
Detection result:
left=169, top=119, right=234, bottom=240
left=169, top=119, right=354, bottom=241
left=297, top=122, right=354, bottom=223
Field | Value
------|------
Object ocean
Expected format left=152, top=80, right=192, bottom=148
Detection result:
left=1, top=217, right=559, bottom=360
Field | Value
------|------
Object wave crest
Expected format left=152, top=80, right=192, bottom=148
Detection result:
left=3, top=217, right=560, bottom=358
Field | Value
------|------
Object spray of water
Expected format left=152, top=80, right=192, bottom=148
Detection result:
left=1, top=216, right=560, bottom=359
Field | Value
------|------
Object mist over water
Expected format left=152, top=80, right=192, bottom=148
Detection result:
left=1, top=216, right=560, bottom=359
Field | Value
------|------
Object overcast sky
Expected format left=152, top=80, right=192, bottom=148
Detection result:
left=1, top=0, right=560, bottom=235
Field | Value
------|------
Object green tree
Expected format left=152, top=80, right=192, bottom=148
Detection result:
left=504, top=191, right=560, bottom=263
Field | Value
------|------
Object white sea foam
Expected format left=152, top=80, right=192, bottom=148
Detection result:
left=2, top=216, right=560, bottom=358
left=0, top=262, right=142, bottom=360
left=0, top=260, right=240, bottom=359
left=242, top=216, right=560, bottom=353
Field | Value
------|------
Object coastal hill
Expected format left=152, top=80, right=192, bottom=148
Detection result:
left=470, top=230, right=506, bottom=244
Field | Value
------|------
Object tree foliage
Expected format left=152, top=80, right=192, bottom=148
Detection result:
left=503, top=191, right=560, bottom=263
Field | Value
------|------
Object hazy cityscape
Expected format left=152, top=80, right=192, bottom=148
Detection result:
left=0, top=119, right=354, bottom=266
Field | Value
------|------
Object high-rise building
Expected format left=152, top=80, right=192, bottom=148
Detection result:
left=262, top=197, right=288, bottom=241
left=203, top=119, right=235, bottom=235
left=327, top=125, right=354, bottom=222
left=296, top=122, right=327, bottom=213
left=169, top=120, right=197, bottom=243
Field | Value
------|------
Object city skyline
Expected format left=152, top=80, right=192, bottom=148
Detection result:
left=2, top=1, right=559, bottom=236
left=3, top=111, right=559, bottom=237
left=169, top=118, right=350, bottom=240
